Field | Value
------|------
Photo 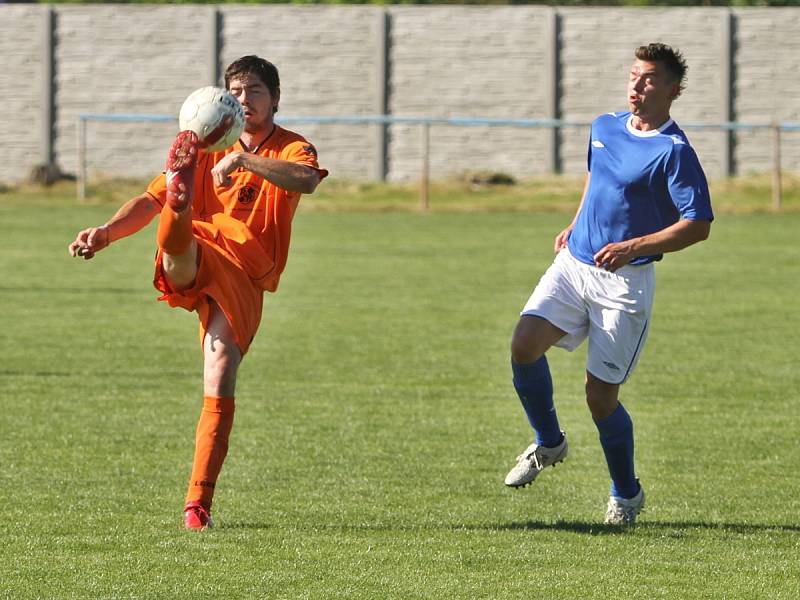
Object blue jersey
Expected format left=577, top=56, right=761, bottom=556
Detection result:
left=568, top=112, right=714, bottom=266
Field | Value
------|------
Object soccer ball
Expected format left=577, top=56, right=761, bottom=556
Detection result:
left=178, top=86, right=245, bottom=152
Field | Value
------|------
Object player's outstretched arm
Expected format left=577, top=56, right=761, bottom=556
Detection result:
left=211, top=152, right=320, bottom=194
left=593, top=218, right=711, bottom=272
left=68, top=193, right=161, bottom=260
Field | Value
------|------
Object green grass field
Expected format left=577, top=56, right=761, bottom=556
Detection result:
left=1, top=185, right=799, bottom=598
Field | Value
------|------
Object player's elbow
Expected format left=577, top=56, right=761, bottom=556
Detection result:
left=299, top=170, right=321, bottom=195
left=694, top=220, right=712, bottom=242
left=683, top=219, right=711, bottom=244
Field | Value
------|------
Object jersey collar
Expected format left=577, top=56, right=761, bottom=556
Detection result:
left=625, top=114, right=674, bottom=138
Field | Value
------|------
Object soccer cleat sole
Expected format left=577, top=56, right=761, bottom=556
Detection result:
left=508, top=481, right=532, bottom=490
left=165, top=130, right=199, bottom=211
left=504, top=458, right=565, bottom=489
left=167, top=130, right=199, bottom=170
left=604, top=511, right=644, bottom=527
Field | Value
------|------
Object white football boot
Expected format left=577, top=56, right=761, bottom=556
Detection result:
left=504, top=432, right=568, bottom=488
left=604, top=484, right=645, bottom=526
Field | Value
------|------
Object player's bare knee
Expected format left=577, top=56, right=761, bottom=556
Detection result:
left=511, top=315, right=565, bottom=364
left=203, top=371, right=237, bottom=398
left=162, top=250, right=197, bottom=291
left=204, top=354, right=239, bottom=397
left=585, top=374, right=620, bottom=420
left=511, top=320, right=543, bottom=363
left=510, top=334, right=539, bottom=364
left=203, top=326, right=241, bottom=397
left=163, top=258, right=197, bottom=292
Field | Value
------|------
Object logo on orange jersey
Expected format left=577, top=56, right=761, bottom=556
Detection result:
left=303, top=144, right=318, bottom=157
left=238, top=185, right=258, bottom=205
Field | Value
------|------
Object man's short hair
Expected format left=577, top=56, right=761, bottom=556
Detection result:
left=635, top=43, right=688, bottom=97
left=225, top=55, right=281, bottom=112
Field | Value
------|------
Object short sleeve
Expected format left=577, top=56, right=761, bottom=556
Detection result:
left=666, top=144, right=714, bottom=222
left=145, top=173, right=167, bottom=208
left=282, top=140, right=329, bottom=179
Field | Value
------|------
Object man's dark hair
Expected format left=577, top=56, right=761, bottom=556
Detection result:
left=635, top=43, right=688, bottom=97
left=225, top=55, right=280, bottom=112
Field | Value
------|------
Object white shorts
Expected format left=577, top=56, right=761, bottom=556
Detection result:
left=521, top=248, right=655, bottom=385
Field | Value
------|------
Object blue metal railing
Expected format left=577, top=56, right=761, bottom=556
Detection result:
left=77, top=113, right=799, bottom=206
left=78, top=112, right=800, bottom=130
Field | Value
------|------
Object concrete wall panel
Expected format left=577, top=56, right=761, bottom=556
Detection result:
left=0, top=5, right=797, bottom=185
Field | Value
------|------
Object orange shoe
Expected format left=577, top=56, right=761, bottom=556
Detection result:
left=183, top=501, right=214, bottom=531
left=165, top=130, right=199, bottom=212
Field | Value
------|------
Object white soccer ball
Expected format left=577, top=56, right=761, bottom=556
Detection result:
left=178, top=86, right=245, bottom=152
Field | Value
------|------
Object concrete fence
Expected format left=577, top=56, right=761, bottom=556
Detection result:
left=1, top=5, right=798, bottom=185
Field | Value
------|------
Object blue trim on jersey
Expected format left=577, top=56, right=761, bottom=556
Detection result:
left=568, top=112, right=714, bottom=266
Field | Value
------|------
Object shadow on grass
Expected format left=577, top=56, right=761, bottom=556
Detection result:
left=0, top=368, right=193, bottom=380
left=219, top=519, right=800, bottom=536
left=0, top=284, right=142, bottom=295
left=463, top=520, right=800, bottom=536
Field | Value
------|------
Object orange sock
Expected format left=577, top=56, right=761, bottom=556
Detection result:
left=157, top=204, right=194, bottom=256
left=185, top=396, right=235, bottom=511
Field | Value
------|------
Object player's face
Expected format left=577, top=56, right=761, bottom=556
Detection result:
left=627, top=59, right=679, bottom=121
left=228, top=75, right=279, bottom=133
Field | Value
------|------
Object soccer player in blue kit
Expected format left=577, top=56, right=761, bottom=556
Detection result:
left=504, top=43, right=714, bottom=525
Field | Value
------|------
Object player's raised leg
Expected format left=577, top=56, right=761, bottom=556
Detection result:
left=184, top=302, right=241, bottom=530
left=505, top=315, right=569, bottom=488
left=158, top=130, right=200, bottom=291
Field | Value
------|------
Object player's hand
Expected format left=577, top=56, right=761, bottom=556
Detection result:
left=211, top=151, right=243, bottom=188
left=593, top=241, right=636, bottom=272
left=554, top=225, right=573, bottom=253
left=68, top=226, right=109, bottom=260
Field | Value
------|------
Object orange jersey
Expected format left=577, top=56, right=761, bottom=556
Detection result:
left=146, top=125, right=326, bottom=292
left=148, top=125, right=326, bottom=354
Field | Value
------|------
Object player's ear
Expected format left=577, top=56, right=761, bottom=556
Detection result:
left=273, top=88, right=281, bottom=113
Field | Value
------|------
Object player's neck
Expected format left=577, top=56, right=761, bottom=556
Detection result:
left=630, top=111, right=671, bottom=132
left=240, top=123, right=277, bottom=153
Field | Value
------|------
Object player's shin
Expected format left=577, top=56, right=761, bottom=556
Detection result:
left=186, top=395, right=235, bottom=511
left=595, top=402, right=639, bottom=499
left=511, top=356, right=562, bottom=447
left=156, top=204, right=194, bottom=256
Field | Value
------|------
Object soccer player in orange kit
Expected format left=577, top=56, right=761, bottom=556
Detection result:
left=68, top=56, right=327, bottom=530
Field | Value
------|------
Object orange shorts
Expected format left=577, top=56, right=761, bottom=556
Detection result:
left=153, top=220, right=264, bottom=355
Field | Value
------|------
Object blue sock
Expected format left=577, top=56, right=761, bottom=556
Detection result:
left=511, top=356, right=562, bottom=447
left=595, top=403, right=639, bottom=499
